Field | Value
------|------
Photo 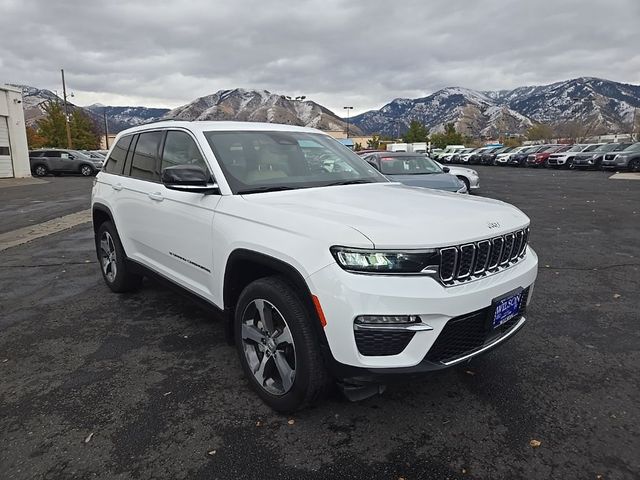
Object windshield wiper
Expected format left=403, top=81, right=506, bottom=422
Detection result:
left=325, top=179, right=373, bottom=186
left=237, top=186, right=299, bottom=194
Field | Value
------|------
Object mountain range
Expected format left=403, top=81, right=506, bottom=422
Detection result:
left=350, top=77, right=640, bottom=137
left=12, top=77, right=640, bottom=138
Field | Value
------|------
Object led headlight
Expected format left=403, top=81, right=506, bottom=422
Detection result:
left=330, top=247, right=438, bottom=274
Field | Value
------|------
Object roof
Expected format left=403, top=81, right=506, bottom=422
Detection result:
left=117, top=120, right=327, bottom=137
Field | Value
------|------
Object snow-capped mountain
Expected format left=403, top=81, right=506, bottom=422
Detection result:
left=163, top=88, right=361, bottom=134
left=84, top=105, right=169, bottom=132
left=15, top=85, right=66, bottom=127
left=351, top=77, right=640, bottom=137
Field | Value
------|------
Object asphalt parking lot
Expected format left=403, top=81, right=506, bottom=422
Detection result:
left=1, top=168, right=638, bottom=480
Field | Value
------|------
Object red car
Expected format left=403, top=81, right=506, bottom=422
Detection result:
left=526, top=145, right=571, bottom=168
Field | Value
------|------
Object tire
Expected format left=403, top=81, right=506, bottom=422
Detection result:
left=95, top=221, right=143, bottom=293
left=458, top=176, right=470, bottom=192
left=80, top=164, right=95, bottom=176
left=235, top=276, right=331, bottom=412
left=567, top=158, right=575, bottom=170
left=33, top=164, right=48, bottom=176
left=629, top=159, right=640, bottom=172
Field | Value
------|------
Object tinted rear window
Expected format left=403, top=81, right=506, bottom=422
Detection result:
left=130, top=131, right=163, bottom=182
left=104, top=135, right=133, bottom=175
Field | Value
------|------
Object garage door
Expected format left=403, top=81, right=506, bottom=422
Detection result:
left=0, top=116, right=14, bottom=178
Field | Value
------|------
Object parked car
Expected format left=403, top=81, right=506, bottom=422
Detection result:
left=92, top=121, right=537, bottom=411
left=547, top=144, right=603, bottom=169
left=29, top=148, right=104, bottom=176
left=525, top=145, right=569, bottom=168
left=481, top=147, right=512, bottom=165
left=495, top=146, right=527, bottom=166
left=508, top=145, right=548, bottom=167
left=456, top=148, right=481, bottom=164
left=362, top=152, right=467, bottom=193
left=468, top=147, right=498, bottom=165
left=601, top=142, right=640, bottom=171
left=572, top=143, right=632, bottom=170
left=432, top=144, right=465, bottom=160
left=434, top=160, right=480, bottom=192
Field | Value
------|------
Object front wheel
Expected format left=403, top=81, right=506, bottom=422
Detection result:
left=458, top=176, right=470, bottom=192
left=235, top=276, right=331, bottom=412
left=33, top=164, right=48, bottom=176
left=629, top=159, right=640, bottom=172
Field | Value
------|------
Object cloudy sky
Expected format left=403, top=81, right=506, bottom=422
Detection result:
left=1, top=0, right=639, bottom=114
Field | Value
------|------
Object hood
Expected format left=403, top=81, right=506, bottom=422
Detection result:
left=242, top=183, right=529, bottom=249
left=386, top=173, right=462, bottom=192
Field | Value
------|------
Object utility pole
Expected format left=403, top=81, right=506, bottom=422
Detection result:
left=632, top=107, right=638, bottom=142
left=103, top=107, right=110, bottom=149
left=343, top=106, right=353, bottom=138
left=61, top=69, right=72, bottom=149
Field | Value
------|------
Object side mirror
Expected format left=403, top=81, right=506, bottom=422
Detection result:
left=161, top=165, right=219, bottom=194
left=442, top=166, right=450, bottom=173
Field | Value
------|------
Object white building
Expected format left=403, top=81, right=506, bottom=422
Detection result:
left=0, top=85, right=30, bottom=178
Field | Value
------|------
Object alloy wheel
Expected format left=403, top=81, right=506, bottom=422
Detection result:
left=81, top=165, right=93, bottom=176
left=241, top=299, right=296, bottom=396
left=99, top=231, right=118, bottom=283
left=35, top=165, right=47, bottom=176
left=630, top=160, right=640, bottom=172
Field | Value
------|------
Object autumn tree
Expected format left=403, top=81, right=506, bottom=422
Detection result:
left=402, top=120, right=429, bottom=143
left=26, top=126, right=46, bottom=149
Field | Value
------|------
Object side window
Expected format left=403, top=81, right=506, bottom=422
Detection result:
left=46, top=151, right=62, bottom=158
left=130, top=131, right=163, bottom=182
left=104, top=135, right=132, bottom=175
left=161, top=131, right=208, bottom=173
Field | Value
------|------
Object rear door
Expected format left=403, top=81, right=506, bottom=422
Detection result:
left=115, top=130, right=165, bottom=267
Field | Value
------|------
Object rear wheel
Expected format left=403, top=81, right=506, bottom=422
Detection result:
left=96, top=221, right=142, bottom=292
left=33, top=164, right=48, bottom=176
left=235, top=276, right=331, bottom=412
left=80, top=164, right=95, bottom=176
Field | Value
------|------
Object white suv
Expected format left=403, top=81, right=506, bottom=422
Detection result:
left=92, top=121, right=538, bottom=412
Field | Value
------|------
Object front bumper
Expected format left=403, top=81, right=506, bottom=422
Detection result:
left=308, top=247, right=538, bottom=372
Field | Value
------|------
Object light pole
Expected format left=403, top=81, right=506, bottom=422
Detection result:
left=103, top=107, right=110, bottom=149
left=343, top=106, right=353, bottom=138
left=632, top=107, right=638, bottom=142
left=61, top=69, right=72, bottom=149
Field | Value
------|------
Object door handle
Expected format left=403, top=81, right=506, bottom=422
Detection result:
left=112, top=183, right=123, bottom=191
left=148, top=192, right=164, bottom=202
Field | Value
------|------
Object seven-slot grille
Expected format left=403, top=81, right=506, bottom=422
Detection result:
left=438, top=228, right=529, bottom=285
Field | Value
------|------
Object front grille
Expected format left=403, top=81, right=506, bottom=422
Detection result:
left=425, top=287, right=529, bottom=363
left=354, top=330, right=415, bottom=356
left=437, top=228, right=529, bottom=285
left=604, top=153, right=616, bottom=161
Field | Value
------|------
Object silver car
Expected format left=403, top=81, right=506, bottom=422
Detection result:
left=29, top=149, right=104, bottom=176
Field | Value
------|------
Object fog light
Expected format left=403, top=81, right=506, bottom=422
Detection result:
left=355, top=315, right=421, bottom=325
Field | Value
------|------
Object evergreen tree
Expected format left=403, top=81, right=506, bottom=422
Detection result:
left=429, top=123, right=464, bottom=149
left=367, top=134, right=381, bottom=149
left=402, top=120, right=429, bottom=143
left=70, top=109, right=100, bottom=149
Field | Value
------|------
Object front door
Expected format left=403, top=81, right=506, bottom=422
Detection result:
left=153, top=129, right=219, bottom=298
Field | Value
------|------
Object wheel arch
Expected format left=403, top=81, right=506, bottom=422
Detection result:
left=92, top=203, right=114, bottom=235
left=222, top=249, right=329, bottom=347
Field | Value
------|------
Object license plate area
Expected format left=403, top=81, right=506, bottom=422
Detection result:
left=489, top=287, right=523, bottom=329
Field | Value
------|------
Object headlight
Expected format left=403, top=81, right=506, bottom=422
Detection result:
left=470, top=170, right=478, bottom=175
left=330, top=247, right=438, bottom=274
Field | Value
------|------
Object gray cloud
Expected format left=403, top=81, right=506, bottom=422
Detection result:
left=1, top=0, right=639, bottom=114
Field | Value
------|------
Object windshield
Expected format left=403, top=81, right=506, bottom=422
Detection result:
left=583, top=144, right=602, bottom=152
left=623, top=143, right=640, bottom=152
left=378, top=155, right=442, bottom=175
left=567, top=145, right=586, bottom=152
left=204, top=131, right=386, bottom=194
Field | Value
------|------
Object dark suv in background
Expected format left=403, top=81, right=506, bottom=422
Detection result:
left=29, top=149, right=104, bottom=176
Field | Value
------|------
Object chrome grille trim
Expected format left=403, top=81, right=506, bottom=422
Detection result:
left=436, top=228, right=530, bottom=286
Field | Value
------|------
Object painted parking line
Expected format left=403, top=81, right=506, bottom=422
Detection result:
left=0, top=209, right=91, bottom=251
left=609, top=172, right=640, bottom=180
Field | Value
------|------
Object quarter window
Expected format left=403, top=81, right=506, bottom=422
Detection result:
left=130, top=131, right=163, bottom=182
left=161, top=131, right=208, bottom=173
left=104, top=135, right=132, bottom=175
